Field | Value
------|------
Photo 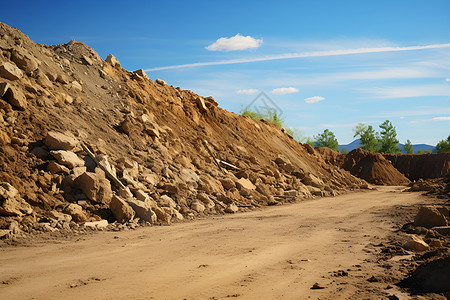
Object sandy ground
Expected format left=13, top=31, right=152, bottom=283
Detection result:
left=0, top=187, right=428, bottom=299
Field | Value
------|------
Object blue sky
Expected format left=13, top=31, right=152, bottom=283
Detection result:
left=2, top=0, right=450, bottom=145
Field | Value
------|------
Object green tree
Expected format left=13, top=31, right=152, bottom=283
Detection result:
left=436, top=135, right=450, bottom=153
left=418, top=150, right=425, bottom=154
left=341, top=148, right=349, bottom=154
left=379, top=120, right=401, bottom=154
left=418, top=149, right=432, bottom=154
left=314, top=129, right=339, bottom=151
left=353, top=123, right=380, bottom=152
left=403, top=139, right=414, bottom=154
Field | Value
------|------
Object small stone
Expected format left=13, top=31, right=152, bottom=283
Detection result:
left=191, top=201, right=205, bottom=213
left=155, top=78, right=166, bottom=86
left=236, top=178, right=256, bottom=190
left=0, top=182, right=33, bottom=216
left=44, top=131, right=79, bottom=150
left=224, top=203, right=239, bottom=214
left=84, top=220, right=108, bottom=229
left=403, top=234, right=430, bottom=251
left=133, top=69, right=148, bottom=79
left=220, top=178, right=235, bottom=190
left=47, top=161, right=70, bottom=174
left=63, top=203, right=88, bottom=223
left=311, top=283, right=325, bottom=289
left=50, top=150, right=85, bottom=169
left=82, top=55, right=93, bottom=66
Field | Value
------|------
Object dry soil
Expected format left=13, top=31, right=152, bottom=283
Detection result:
left=0, top=186, right=432, bottom=300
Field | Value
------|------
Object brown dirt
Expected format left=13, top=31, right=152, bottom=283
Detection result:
left=316, top=147, right=411, bottom=186
left=0, top=22, right=366, bottom=231
left=385, top=153, right=450, bottom=181
left=1, top=186, right=446, bottom=300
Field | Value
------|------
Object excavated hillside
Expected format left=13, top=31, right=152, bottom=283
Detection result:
left=0, top=23, right=368, bottom=235
left=385, top=153, right=450, bottom=181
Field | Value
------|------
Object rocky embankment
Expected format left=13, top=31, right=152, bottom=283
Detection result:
left=0, top=22, right=368, bottom=240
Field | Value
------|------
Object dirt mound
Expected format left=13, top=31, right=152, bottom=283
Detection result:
left=385, top=153, right=450, bottom=181
left=399, top=255, right=450, bottom=296
left=341, top=149, right=411, bottom=185
left=0, top=22, right=367, bottom=238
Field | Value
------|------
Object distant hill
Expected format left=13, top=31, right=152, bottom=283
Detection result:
left=338, top=139, right=436, bottom=154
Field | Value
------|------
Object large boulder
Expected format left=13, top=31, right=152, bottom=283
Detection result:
left=44, top=131, right=79, bottom=150
left=127, top=198, right=156, bottom=223
left=414, top=206, right=448, bottom=228
left=0, top=62, right=23, bottom=80
left=3, top=86, right=27, bottom=110
left=11, top=49, right=39, bottom=74
left=75, top=170, right=112, bottom=204
left=50, top=150, right=85, bottom=169
left=109, top=195, right=135, bottom=223
left=0, top=183, right=33, bottom=216
left=106, top=54, right=120, bottom=67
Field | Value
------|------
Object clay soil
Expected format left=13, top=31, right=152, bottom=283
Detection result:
left=1, top=186, right=444, bottom=300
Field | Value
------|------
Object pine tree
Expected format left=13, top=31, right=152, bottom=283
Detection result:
left=379, top=120, right=401, bottom=154
left=403, top=139, right=414, bottom=154
left=314, top=129, right=339, bottom=151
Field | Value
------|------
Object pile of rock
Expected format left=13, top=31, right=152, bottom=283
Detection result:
left=402, top=205, right=449, bottom=252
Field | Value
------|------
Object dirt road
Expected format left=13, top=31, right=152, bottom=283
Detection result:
left=0, top=187, right=426, bottom=299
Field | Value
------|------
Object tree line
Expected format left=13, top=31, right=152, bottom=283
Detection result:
left=240, top=108, right=449, bottom=154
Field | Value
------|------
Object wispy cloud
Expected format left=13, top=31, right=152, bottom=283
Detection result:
left=145, top=43, right=450, bottom=71
left=236, top=88, right=259, bottom=95
left=446, top=78, right=450, bottom=82
left=205, top=34, right=263, bottom=51
left=432, top=116, right=450, bottom=121
left=271, top=87, right=299, bottom=95
left=357, top=84, right=450, bottom=99
left=304, top=96, right=325, bottom=103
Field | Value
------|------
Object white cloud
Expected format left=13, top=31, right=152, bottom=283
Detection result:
left=446, top=78, right=450, bottom=82
left=205, top=34, right=262, bottom=51
left=236, top=89, right=259, bottom=95
left=146, top=43, right=450, bottom=71
left=357, top=84, right=450, bottom=99
left=271, top=87, right=299, bottom=95
left=432, top=116, right=450, bottom=121
left=304, top=96, right=325, bottom=103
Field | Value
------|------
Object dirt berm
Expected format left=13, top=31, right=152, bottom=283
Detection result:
left=0, top=22, right=369, bottom=235
left=385, top=153, right=450, bottom=181
left=316, top=147, right=410, bottom=185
